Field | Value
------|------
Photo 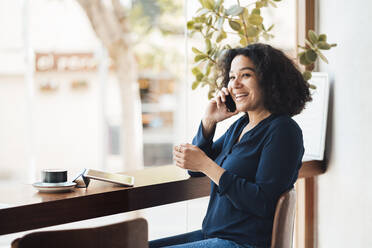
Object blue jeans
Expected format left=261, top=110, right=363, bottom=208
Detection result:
left=149, top=230, right=257, bottom=248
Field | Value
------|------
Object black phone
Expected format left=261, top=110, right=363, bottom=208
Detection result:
left=225, top=94, right=236, bottom=112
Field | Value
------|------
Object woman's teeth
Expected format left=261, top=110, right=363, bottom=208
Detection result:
left=235, top=94, right=248, bottom=101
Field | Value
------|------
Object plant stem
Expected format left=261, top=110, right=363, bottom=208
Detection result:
left=207, top=55, right=217, bottom=64
left=210, top=9, right=240, bottom=22
left=209, top=25, right=239, bottom=35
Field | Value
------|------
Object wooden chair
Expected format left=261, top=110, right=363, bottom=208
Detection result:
left=11, top=218, right=148, bottom=248
left=271, top=188, right=296, bottom=248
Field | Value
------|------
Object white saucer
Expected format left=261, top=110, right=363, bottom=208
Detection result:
left=32, top=182, right=77, bottom=193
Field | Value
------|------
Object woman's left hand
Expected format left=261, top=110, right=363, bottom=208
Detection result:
left=173, top=143, right=212, bottom=172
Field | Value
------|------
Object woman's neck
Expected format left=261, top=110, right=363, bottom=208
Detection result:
left=246, top=109, right=272, bottom=128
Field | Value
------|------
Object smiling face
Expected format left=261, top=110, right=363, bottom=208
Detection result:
left=227, top=55, right=265, bottom=113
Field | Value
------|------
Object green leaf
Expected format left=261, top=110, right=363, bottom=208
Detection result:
left=205, top=39, right=212, bottom=52
left=204, top=60, right=213, bottom=76
left=273, top=0, right=282, bottom=1
left=248, top=14, right=263, bottom=26
left=206, top=31, right=213, bottom=39
left=268, top=0, right=277, bottom=7
left=256, top=1, right=264, bottom=8
left=207, top=0, right=215, bottom=9
left=193, top=23, right=203, bottom=31
left=318, top=41, right=331, bottom=50
left=316, top=50, right=329, bottom=63
left=318, top=34, right=327, bottom=42
left=196, top=73, right=204, bottom=81
left=226, top=5, right=244, bottom=16
left=187, top=21, right=194, bottom=30
left=216, top=30, right=227, bottom=43
left=197, top=8, right=210, bottom=15
left=299, top=52, right=312, bottom=66
left=200, top=0, right=214, bottom=10
left=192, top=47, right=203, bottom=54
left=302, top=71, right=312, bottom=81
left=229, top=20, right=241, bottom=31
left=192, top=81, right=200, bottom=90
left=246, top=26, right=259, bottom=37
left=261, top=0, right=269, bottom=7
left=305, top=39, right=316, bottom=50
left=305, top=49, right=317, bottom=62
left=240, top=37, right=248, bottom=46
left=195, top=54, right=208, bottom=62
left=207, top=16, right=213, bottom=26
left=308, top=30, right=318, bottom=44
left=192, top=67, right=202, bottom=75
left=267, top=24, right=275, bottom=31
left=309, top=83, right=316, bottom=89
left=194, top=16, right=206, bottom=23
left=252, top=8, right=261, bottom=15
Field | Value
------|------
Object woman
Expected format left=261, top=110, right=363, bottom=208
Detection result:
left=149, top=43, right=312, bottom=248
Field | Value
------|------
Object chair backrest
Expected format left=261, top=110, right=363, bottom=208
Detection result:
left=11, top=218, right=148, bottom=248
left=271, top=188, right=296, bottom=248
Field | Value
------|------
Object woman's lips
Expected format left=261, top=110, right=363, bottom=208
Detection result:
left=235, top=94, right=248, bottom=102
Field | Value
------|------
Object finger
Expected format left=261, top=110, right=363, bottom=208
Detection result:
left=181, top=143, right=192, bottom=148
left=173, top=150, right=184, bottom=159
left=173, top=154, right=185, bottom=164
left=173, top=146, right=179, bottom=152
left=215, top=94, right=222, bottom=108
left=180, top=144, right=193, bottom=154
left=178, top=144, right=186, bottom=153
left=222, top=87, right=229, bottom=96
left=218, top=90, right=226, bottom=103
left=181, top=143, right=195, bottom=150
left=175, top=160, right=185, bottom=168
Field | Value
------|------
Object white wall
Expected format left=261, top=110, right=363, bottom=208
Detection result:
left=317, top=0, right=372, bottom=247
left=0, top=76, right=27, bottom=180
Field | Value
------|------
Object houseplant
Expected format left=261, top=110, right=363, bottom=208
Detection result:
left=187, top=0, right=337, bottom=98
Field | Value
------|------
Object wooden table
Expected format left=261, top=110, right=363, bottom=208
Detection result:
left=0, top=161, right=324, bottom=235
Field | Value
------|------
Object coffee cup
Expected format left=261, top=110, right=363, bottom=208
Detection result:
left=41, top=169, right=68, bottom=184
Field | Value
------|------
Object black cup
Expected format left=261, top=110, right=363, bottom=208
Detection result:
left=41, top=169, right=68, bottom=183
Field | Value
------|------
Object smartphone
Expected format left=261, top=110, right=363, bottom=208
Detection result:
left=225, top=94, right=236, bottom=112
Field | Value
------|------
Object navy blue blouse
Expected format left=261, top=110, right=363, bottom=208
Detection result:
left=190, top=114, right=304, bottom=247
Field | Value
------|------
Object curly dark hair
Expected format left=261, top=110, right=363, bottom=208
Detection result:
left=219, top=43, right=312, bottom=117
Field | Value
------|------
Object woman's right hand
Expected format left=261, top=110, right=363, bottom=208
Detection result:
left=203, top=87, right=238, bottom=125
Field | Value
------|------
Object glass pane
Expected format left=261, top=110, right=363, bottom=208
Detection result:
left=130, top=0, right=186, bottom=167
left=0, top=0, right=188, bottom=180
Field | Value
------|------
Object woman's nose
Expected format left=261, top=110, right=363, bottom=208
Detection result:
left=230, top=77, right=242, bottom=88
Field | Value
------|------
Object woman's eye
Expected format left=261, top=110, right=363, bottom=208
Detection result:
left=242, top=73, right=251, bottom=78
left=229, top=76, right=235, bottom=80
